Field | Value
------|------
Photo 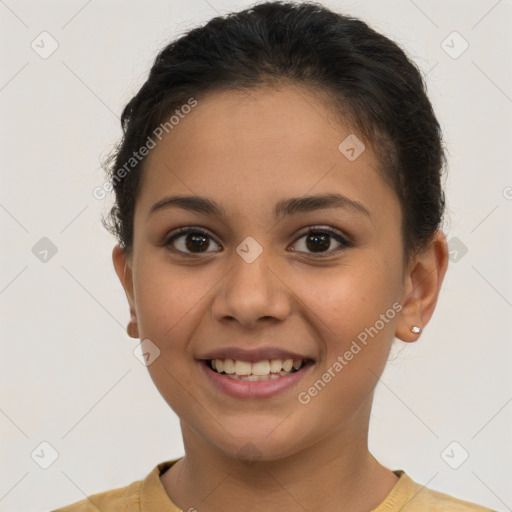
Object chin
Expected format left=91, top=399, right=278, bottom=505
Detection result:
left=206, top=420, right=307, bottom=463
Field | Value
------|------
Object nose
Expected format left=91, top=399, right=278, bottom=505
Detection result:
left=211, top=249, right=291, bottom=329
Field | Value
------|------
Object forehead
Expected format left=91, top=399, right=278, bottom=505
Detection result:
left=148, top=86, right=354, bottom=166
left=137, top=86, right=399, bottom=227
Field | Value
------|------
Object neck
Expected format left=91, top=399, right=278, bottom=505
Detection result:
left=160, top=399, right=399, bottom=512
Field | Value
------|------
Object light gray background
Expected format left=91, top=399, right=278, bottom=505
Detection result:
left=1, top=1, right=511, bottom=511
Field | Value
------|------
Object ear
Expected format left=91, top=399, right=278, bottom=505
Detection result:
left=395, top=230, right=449, bottom=343
left=112, top=244, right=139, bottom=338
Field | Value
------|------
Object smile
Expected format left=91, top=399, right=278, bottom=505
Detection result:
left=200, top=357, right=314, bottom=398
left=208, top=358, right=306, bottom=381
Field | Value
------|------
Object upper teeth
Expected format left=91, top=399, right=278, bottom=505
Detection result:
left=212, top=358, right=304, bottom=376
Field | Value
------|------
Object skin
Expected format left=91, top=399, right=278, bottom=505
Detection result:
left=113, top=85, right=449, bottom=512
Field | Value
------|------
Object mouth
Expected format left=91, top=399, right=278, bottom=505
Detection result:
left=205, top=357, right=313, bottom=381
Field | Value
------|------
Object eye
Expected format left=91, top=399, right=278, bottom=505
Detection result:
left=164, top=227, right=221, bottom=255
left=290, top=226, right=352, bottom=256
left=163, top=225, right=352, bottom=257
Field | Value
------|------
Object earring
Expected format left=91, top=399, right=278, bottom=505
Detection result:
left=410, top=326, right=421, bottom=334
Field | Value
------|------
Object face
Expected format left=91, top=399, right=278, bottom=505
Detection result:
left=114, top=85, right=417, bottom=461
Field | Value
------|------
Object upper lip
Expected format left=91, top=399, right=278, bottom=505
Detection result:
left=198, top=347, right=314, bottom=363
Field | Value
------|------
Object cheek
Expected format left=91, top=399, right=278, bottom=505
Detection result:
left=294, top=264, right=398, bottom=421
left=302, top=258, right=400, bottom=337
left=133, top=259, right=204, bottom=412
left=132, top=261, right=202, bottom=362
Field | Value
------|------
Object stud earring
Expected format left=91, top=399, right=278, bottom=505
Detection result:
left=410, top=326, right=421, bottom=334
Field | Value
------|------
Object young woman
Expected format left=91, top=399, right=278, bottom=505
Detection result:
left=54, top=2, right=495, bottom=510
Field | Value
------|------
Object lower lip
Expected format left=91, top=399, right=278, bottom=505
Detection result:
left=199, top=360, right=313, bottom=399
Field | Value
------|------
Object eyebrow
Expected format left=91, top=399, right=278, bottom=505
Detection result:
left=147, top=193, right=371, bottom=220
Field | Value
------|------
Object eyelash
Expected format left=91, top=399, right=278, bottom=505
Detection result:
left=163, top=225, right=353, bottom=257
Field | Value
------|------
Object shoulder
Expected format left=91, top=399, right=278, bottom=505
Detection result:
left=400, top=472, right=495, bottom=512
left=51, top=479, right=142, bottom=512
left=51, top=459, right=180, bottom=512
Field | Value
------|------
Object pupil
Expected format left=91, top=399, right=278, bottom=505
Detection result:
left=306, top=233, right=329, bottom=252
left=186, top=233, right=208, bottom=252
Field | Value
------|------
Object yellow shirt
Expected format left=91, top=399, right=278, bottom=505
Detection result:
left=52, top=459, right=495, bottom=512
